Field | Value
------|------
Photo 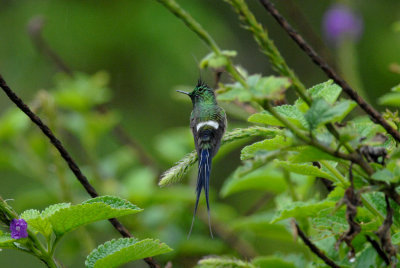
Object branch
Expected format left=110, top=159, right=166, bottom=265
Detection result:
left=294, top=222, right=341, bottom=268
left=0, top=75, right=160, bottom=268
left=258, top=0, right=400, bottom=143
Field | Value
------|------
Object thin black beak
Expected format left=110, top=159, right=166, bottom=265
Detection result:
left=176, top=90, right=190, bottom=95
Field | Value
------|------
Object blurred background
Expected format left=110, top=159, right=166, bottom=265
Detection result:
left=0, top=0, right=399, bottom=267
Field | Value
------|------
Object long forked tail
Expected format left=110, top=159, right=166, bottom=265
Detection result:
left=188, top=148, right=213, bottom=238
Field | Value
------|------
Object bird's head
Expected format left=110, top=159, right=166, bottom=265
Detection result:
left=176, top=79, right=216, bottom=105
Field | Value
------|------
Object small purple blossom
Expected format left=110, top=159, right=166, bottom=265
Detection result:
left=10, top=219, right=28, bottom=239
left=323, top=4, right=363, bottom=43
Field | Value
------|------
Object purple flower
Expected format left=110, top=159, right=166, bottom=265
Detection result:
left=10, top=219, right=28, bottom=239
left=323, top=4, right=363, bottom=43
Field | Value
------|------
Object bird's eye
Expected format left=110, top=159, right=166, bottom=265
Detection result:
left=199, top=87, right=204, bottom=92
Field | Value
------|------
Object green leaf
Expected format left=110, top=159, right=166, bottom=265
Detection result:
left=217, top=83, right=251, bottom=102
left=252, top=256, right=296, bottom=268
left=378, top=92, right=400, bottom=106
left=371, top=169, right=397, bottom=183
left=85, top=238, right=172, bottom=268
left=249, top=75, right=290, bottom=101
left=21, top=203, right=71, bottom=237
left=221, top=163, right=286, bottom=197
left=41, top=203, right=71, bottom=217
left=355, top=246, right=378, bottom=268
left=392, top=232, right=400, bottom=244
left=288, top=146, right=340, bottom=163
left=272, top=199, right=335, bottom=223
left=197, top=257, right=255, bottom=268
left=295, top=80, right=342, bottom=112
left=0, top=233, right=18, bottom=249
left=20, top=197, right=141, bottom=237
left=248, top=105, right=308, bottom=129
left=217, top=75, right=290, bottom=102
left=378, top=84, right=400, bottom=106
left=305, top=98, right=356, bottom=130
left=200, top=50, right=237, bottom=69
left=21, top=209, right=52, bottom=237
left=241, top=135, right=292, bottom=160
left=49, top=196, right=142, bottom=236
left=274, top=160, right=337, bottom=182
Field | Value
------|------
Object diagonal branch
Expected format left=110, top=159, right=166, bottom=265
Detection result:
left=258, top=0, right=400, bottom=143
left=294, top=221, right=341, bottom=268
left=0, top=75, right=160, bottom=268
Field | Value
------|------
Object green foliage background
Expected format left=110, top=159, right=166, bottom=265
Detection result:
left=1, top=0, right=400, bottom=267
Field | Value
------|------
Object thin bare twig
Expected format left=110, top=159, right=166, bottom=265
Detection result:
left=0, top=75, right=160, bottom=268
left=258, top=0, right=400, bottom=143
left=294, top=222, right=341, bottom=268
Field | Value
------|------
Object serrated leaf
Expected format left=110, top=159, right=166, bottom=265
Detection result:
left=248, top=105, right=308, bottom=129
left=295, top=80, right=342, bottom=112
left=272, top=200, right=335, bottom=223
left=274, top=160, right=337, bottom=182
left=241, top=135, right=292, bottom=160
left=252, top=256, right=296, bottom=268
left=305, top=98, right=356, bottom=130
left=49, top=196, right=142, bottom=235
left=20, top=209, right=52, bottom=237
left=85, top=238, right=172, bottom=268
left=41, top=203, right=71, bottom=217
left=197, top=257, right=255, bottom=268
left=221, top=163, right=285, bottom=197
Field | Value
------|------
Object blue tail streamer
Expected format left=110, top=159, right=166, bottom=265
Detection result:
left=188, top=148, right=213, bottom=238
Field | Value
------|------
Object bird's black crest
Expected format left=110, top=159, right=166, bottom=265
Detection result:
left=196, top=78, right=209, bottom=89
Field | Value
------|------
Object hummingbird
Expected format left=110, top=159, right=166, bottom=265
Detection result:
left=177, top=79, right=227, bottom=238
